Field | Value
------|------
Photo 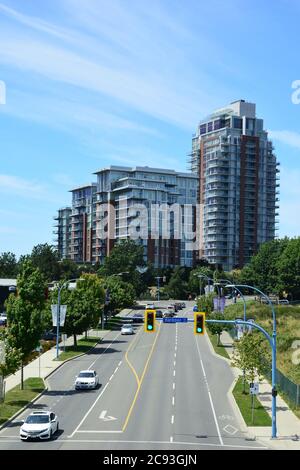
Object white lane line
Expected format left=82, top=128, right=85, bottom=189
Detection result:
left=114, top=367, right=119, bottom=374
left=195, top=336, right=224, bottom=446
left=109, top=375, right=114, bottom=381
left=170, top=436, right=174, bottom=443
left=173, top=383, right=176, bottom=390
left=173, top=370, right=176, bottom=377
left=174, top=352, right=176, bottom=358
left=88, top=332, right=121, bottom=370
left=0, top=438, right=268, bottom=448
left=118, top=361, right=122, bottom=367
left=68, top=381, right=111, bottom=438
left=171, top=415, right=174, bottom=424
left=173, top=361, right=176, bottom=367
left=172, top=396, right=175, bottom=406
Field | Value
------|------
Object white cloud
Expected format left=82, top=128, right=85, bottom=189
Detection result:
left=0, top=174, right=44, bottom=196
left=269, top=130, right=300, bottom=150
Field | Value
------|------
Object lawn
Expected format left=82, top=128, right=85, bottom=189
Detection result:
left=225, top=301, right=300, bottom=384
left=0, top=378, right=45, bottom=426
left=57, top=336, right=100, bottom=361
left=207, top=330, right=230, bottom=360
left=232, top=376, right=272, bottom=427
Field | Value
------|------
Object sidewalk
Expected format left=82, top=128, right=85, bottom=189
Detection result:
left=221, top=330, right=300, bottom=450
left=4, top=329, right=112, bottom=394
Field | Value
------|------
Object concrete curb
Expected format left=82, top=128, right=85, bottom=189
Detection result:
left=0, top=386, right=48, bottom=432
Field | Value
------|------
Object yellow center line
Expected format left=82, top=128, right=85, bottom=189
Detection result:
left=122, top=322, right=162, bottom=432
left=124, top=326, right=144, bottom=388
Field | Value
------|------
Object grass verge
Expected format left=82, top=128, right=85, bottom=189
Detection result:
left=207, top=330, right=230, bottom=359
left=0, top=378, right=45, bottom=426
left=233, top=376, right=272, bottom=426
left=57, top=337, right=100, bottom=362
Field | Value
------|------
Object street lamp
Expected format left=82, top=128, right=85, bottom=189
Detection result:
left=155, top=277, right=163, bottom=302
left=218, top=279, right=247, bottom=323
left=54, top=278, right=82, bottom=360
left=226, top=284, right=278, bottom=439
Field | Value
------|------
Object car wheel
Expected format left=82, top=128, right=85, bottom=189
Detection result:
left=56, top=422, right=59, bottom=433
left=49, top=429, right=53, bottom=440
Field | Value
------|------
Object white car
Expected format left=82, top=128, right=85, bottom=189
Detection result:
left=146, top=304, right=155, bottom=310
left=75, top=370, right=99, bottom=390
left=20, top=411, right=59, bottom=441
left=121, top=324, right=134, bottom=335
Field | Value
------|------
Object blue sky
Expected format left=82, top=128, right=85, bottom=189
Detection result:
left=0, top=0, right=300, bottom=257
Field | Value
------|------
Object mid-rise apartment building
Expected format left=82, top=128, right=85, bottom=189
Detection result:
left=53, top=207, right=72, bottom=259
left=189, top=100, right=279, bottom=270
left=55, top=166, right=198, bottom=268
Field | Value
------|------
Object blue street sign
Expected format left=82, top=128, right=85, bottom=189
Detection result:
left=163, top=317, right=188, bottom=323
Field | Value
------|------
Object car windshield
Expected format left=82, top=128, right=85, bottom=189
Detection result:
left=25, top=415, right=50, bottom=424
left=78, top=372, right=94, bottom=378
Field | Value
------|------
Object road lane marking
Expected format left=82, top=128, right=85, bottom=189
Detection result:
left=109, top=375, right=114, bottom=381
left=172, top=396, right=175, bottom=406
left=173, top=361, right=176, bottom=367
left=118, top=361, right=122, bottom=367
left=124, top=327, right=144, bottom=388
left=122, top=323, right=162, bottom=432
left=88, top=332, right=121, bottom=370
left=114, top=367, right=119, bottom=374
left=99, top=410, right=117, bottom=422
left=171, top=415, right=174, bottom=424
left=195, top=336, right=224, bottom=446
left=173, top=383, right=175, bottom=390
left=68, top=382, right=110, bottom=437
left=173, top=370, right=176, bottom=377
left=170, top=436, right=173, bottom=443
left=0, top=438, right=268, bottom=449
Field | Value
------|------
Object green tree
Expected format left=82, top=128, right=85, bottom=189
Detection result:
left=206, top=312, right=229, bottom=346
left=0, top=330, right=22, bottom=377
left=188, top=267, right=214, bottom=296
left=104, top=276, right=136, bottom=313
left=57, top=274, right=105, bottom=347
left=5, top=260, right=46, bottom=389
left=100, top=240, right=145, bottom=277
left=277, top=238, right=300, bottom=300
left=232, top=333, right=270, bottom=385
left=197, top=293, right=214, bottom=315
left=29, top=243, right=60, bottom=282
left=0, top=252, right=18, bottom=278
left=166, top=267, right=189, bottom=300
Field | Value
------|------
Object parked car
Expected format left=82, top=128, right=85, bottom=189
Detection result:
left=180, top=302, right=186, bottom=309
left=146, top=303, right=155, bottom=310
left=20, top=411, right=59, bottom=441
left=132, top=313, right=144, bottom=323
left=278, top=299, right=289, bottom=305
left=75, top=370, right=99, bottom=390
left=163, top=311, right=174, bottom=318
left=155, top=310, right=163, bottom=318
left=0, top=313, right=7, bottom=327
left=41, top=330, right=61, bottom=342
left=121, top=324, right=134, bottom=335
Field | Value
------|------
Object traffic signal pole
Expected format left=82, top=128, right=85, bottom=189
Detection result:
left=205, top=318, right=277, bottom=439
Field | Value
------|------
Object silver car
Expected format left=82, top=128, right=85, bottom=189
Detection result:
left=121, top=324, right=134, bottom=335
left=75, top=370, right=99, bottom=390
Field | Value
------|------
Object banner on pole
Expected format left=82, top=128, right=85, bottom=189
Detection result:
left=51, top=305, right=67, bottom=327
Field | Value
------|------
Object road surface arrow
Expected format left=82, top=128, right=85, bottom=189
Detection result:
left=99, top=410, right=117, bottom=422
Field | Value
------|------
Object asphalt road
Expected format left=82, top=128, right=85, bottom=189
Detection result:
left=0, top=302, right=269, bottom=450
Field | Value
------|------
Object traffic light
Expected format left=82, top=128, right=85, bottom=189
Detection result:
left=194, top=312, right=206, bottom=335
left=145, top=310, right=156, bottom=333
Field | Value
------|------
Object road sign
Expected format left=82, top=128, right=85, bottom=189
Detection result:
left=250, top=382, right=259, bottom=395
left=163, top=317, right=188, bottom=323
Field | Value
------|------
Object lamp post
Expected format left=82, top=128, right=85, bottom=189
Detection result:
left=155, top=277, right=163, bottom=302
left=226, top=284, right=277, bottom=439
left=219, top=279, right=247, bottom=323
left=55, top=278, right=79, bottom=360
